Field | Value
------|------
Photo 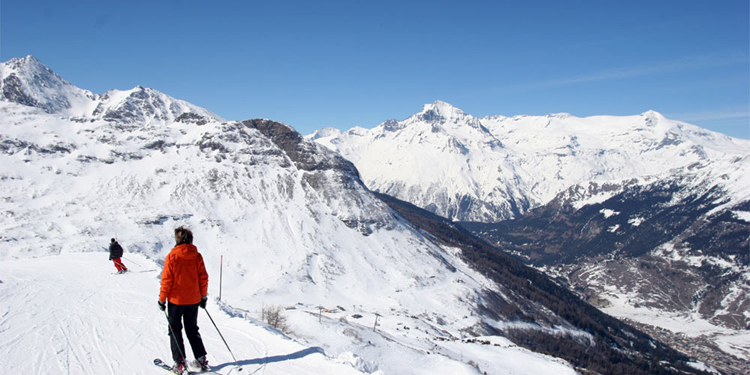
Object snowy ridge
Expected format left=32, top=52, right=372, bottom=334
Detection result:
left=0, top=55, right=222, bottom=124
left=311, top=101, right=750, bottom=222
left=0, top=55, right=98, bottom=116
left=556, top=154, right=750, bottom=212
left=90, top=85, right=222, bottom=125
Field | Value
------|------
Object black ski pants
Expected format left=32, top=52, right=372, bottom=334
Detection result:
left=167, top=302, right=207, bottom=362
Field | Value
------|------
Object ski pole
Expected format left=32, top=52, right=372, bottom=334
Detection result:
left=163, top=309, right=188, bottom=367
left=122, top=256, right=142, bottom=267
left=204, top=308, right=242, bottom=371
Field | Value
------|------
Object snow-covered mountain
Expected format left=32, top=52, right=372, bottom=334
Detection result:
left=0, top=57, right=724, bottom=374
left=0, top=56, right=715, bottom=374
left=311, top=100, right=749, bottom=223
left=311, top=100, right=750, bottom=371
left=0, top=55, right=222, bottom=124
left=0, top=57, right=572, bottom=375
left=462, top=156, right=750, bottom=372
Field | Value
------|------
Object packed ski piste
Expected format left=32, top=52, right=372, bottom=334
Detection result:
left=0, top=234, right=580, bottom=375
left=0, top=247, right=367, bottom=375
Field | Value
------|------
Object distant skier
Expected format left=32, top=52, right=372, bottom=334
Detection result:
left=158, top=226, right=210, bottom=373
left=108, top=238, right=128, bottom=273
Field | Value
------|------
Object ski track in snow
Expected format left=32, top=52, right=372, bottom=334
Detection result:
left=0, top=253, right=365, bottom=375
left=0, top=252, right=580, bottom=375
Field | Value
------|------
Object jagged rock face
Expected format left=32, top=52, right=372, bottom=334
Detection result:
left=241, top=119, right=393, bottom=234
left=312, top=102, right=749, bottom=223
left=176, top=112, right=209, bottom=125
left=463, top=157, right=750, bottom=330
left=244, top=119, right=360, bottom=175
left=2, top=74, right=38, bottom=108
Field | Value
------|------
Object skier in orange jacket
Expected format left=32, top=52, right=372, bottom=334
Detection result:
left=158, top=226, right=210, bottom=373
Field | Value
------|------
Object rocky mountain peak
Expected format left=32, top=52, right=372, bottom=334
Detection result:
left=420, top=100, right=465, bottom=118
left=397, top=101, right=488, bottom=138
left=413, top=100, right=477, bottom=126
left=1, top=56, right=221, bottom=125
left=5, top=55, right=44, bottom=71
left=0, top=55, right=95, bottom=115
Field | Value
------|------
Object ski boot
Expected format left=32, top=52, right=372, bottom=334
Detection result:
left=196, top=355, right=210, bottom=372
left=172, top=359, right=187, bottom=374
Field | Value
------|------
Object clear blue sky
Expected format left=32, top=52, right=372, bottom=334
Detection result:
left=2, top=0, right=748, bottom=138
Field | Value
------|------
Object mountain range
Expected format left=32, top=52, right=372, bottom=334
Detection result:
left=311, top=100, right=748, bottom=223
left=0, top=55, right=739, bottom=374
left=311, top=98, right=750, bottom=372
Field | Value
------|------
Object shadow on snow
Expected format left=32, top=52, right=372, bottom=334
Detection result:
left=212, top=347, right=326, bottom=371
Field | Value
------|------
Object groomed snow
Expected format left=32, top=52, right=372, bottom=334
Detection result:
left=0, top=252, right=365, bottom=375
left=0, top=252, right=578, bottom=375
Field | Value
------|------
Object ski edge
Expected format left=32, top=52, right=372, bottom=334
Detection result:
left=154, top=358, right=220, bottom=375
left=154, top=358, right=180, bottom=375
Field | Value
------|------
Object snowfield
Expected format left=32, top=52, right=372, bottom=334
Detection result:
left=0, top=252, right=577, bottom=375
left=0, top=252, right=363, bottom=375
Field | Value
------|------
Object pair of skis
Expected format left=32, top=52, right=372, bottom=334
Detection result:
left=158, top=304, right=242, bottom=374
left=153, top=358, right=219, bottom=375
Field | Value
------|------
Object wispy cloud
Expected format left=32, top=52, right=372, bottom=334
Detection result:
left=666, top=107, right=750, bottom=139
left=509, top=54, right=749, bottom=92
left=667, top=108, right=750, bottom=123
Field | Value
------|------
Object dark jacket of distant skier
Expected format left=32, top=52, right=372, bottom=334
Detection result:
left=109, top=239, right=124, bottom=260
left=109, top=239, right=127, bottom=273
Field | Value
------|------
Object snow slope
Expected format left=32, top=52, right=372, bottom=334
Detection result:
left=0, top=233, right=578, bottom=375
left=0, top=252, right=365, bottom=375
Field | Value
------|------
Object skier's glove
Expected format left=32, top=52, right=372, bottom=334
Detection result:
left=199, top=296, right=207, bottom=309
left=158, top=300, right=166, bottom=311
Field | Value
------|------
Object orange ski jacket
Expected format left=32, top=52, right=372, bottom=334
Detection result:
left=159, top=243, right=208, bottom=305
